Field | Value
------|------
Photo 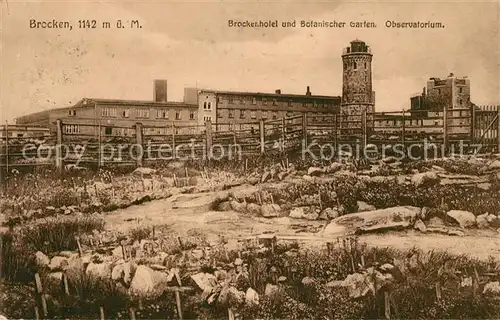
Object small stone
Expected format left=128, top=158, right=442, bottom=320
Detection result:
left=234, top=258, right=243, bottom=266
left=476, top=213, right=489, bottom=229
left=49, top=256, right=68, bottom=271
left=245, top=288, right=259, bottom=306
left=414, top=219, right=427, bottom=233
left=35, top=251, right=50, bottom=267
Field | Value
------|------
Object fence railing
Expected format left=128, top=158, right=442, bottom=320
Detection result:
left=1, top=105, right=500, bottom=179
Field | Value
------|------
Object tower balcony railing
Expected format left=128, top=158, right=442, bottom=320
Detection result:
left=342, top=47, right=372, bottom=55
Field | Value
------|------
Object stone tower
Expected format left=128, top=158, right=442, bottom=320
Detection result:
left=341, top=40, right=375, bottom=130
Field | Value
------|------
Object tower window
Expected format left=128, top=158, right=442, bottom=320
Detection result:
left=344, top=63, right=347, bottom=69
left=364, top=62, right=367, bottom=69
left=353, top=62, right=357, bottom=70
left=459, top=87, right=463, bottom=93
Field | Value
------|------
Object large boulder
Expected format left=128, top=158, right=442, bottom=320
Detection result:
left=204, top=211, right=239, bottom=224
left=411, top=171, right=440, bottom=187
left=129, top=265, right=170, bottom=296
left=326, top=206, right=421, bottom=234
left=447, top=210, right=476, bottom=228
left=327, top=268, right=395, bottom=299
left=260, top=204, right=282, bottom=218
left=476, top=213, right=489, bottom=229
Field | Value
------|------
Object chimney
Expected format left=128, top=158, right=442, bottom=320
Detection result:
left=306, top=86, right=311, bottom=96
left=154, top=80, right=168, bottom=102
left=275, top=89, right=281, bottom=94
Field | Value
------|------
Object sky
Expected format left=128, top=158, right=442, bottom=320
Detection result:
left=1, top=0, right=499, bottom=123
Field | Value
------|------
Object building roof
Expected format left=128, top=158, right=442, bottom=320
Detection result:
left=79, top=98, right=198, bottom=108
left=199, top=89, right=341, bottom=100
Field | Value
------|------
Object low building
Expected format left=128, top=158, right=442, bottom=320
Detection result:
left=189, top=87, right=341, bottom=131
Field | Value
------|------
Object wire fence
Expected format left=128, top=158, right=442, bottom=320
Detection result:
left=0, top=105, right=499, bottom=180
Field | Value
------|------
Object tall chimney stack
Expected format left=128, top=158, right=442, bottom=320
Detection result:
left=306, top=86, right=311, bottom=96
left=154, top=80, right=168, bottom=102
left=275, top=89, right=281, bottom=94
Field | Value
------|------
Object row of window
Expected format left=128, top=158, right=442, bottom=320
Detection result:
left=101, top=107, right=196, bottom=120
left=217, top=97, right=334, bottom=108
left=216, top=109, right=335, bottom=120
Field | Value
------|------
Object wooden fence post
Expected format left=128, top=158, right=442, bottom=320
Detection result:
left=334, top=114, right=338, bottom=154
left=302, top=113, right=308, bottom=147
left=259, top=119, right=265, bottom=154
left=401, top=110, right=406, bottom=150
left=384, top=291, right=391, bottom=320
left=172, top=121, right=176, bottom=160
left=135, top=122, right=143, bottom=167
left=443, top=106, right=448, bottom=155
left=56, top=119, right=63, bottom=174
left=470, top=103, right=475, bottom=146
left=281, top=117, right=286, bottom=152
left=497, top=106, right=500, bottom=153
left=362, top=109, right=367, bottom=151
left=205, top=120, right=213, bottom=158
left=97, top=122, right=102, bottom=169
left=4, top=122, right=9, bottom=187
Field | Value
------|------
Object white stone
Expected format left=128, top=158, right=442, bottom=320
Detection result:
left=35, top=251, right=50, bottom=267
left=447, top=210, right=476, bottom=228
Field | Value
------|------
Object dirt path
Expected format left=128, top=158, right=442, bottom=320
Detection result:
left=103, top=191, right=500, bottom=260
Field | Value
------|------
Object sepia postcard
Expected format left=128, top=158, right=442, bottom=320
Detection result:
left=1, top=1, right=500, bottom=319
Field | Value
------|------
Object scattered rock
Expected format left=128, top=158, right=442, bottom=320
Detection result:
left=217, top=201, right=232, bottom=211
left=357, top=201, right=376, bottom=212
left=133, top=167, right=156, bottom=175
left=420, top=207, right=430, bottom=220
left=86, top=262, right=112, bottom=279
left=277, top=171, right=288, bottom=181
left=191, top=272, right=217, bottom=293
left=49, top=256, right=69, bottom=271
left=289, top=207, right=319, bottom=220
left=301, top=277, right=315, bottom=285
left=414, top=219, right=427, bottom=232
left=447, top=210, right=476, bottom=228
left=264, top=283, right=280, bottom=298
left=261, top=172, right=272, bottom=183
left=234, top=258, right=243, bottom=266
left=476, top=213, right=489, bottom=229
left=483, top=281, right=500, bottom=294
left=245, top=288, right=259, bottom=306
left=477, top=183, right=492, bottom=191
left=488, top=160, right=500, bottom=170
left=260, top=204, right=281, bottom=218
left=411, top=171, right=440, bottom=187
left=218, top=286, right=245, bottom=306
left=111, top=261, right=136, bottom=286
left=35, top=251, right=50, bottom=267
left=129, top=265, right=170, bottom=295
left=230, top=200, right=247, bottom=213
left=486, top=214, right=500, bottom=228
left=204, top=211, right=239, bottom=224
left=247, top=203, right=262, bottom=215
left=319, top=207, right=342, bottom=220
left=447, top=229, right=465, bottom=237
left=307, top=167, right=324, bottom=177
left=327, top=206, right=421, bottom=233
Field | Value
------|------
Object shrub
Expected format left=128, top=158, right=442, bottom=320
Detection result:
left=20, top=216, right=105, bottom=253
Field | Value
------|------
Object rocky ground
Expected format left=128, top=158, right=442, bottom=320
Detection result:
left=2, top=154, right=500, bottom=318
